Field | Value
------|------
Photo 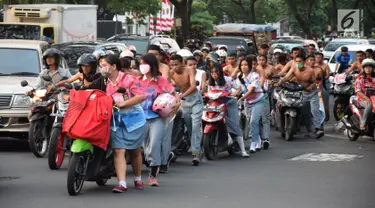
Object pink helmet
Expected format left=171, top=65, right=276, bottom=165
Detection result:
left=120, top=50, right=134, bottom=59
left=127, top=45, right=137, bottom=52
left=152, top=93, right=177, bottom=118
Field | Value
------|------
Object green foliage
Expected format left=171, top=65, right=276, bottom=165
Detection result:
left=190, top=1, right=216, bottom=36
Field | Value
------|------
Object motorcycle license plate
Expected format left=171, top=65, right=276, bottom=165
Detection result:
left=285, top=92, right=300, bottom=98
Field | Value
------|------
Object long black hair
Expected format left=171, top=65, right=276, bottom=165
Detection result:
left=208, top=64, right=226, bottom=87
left=103, top=54, right=121, bottom=71
left=141, top=53, right=161, bottom=78
left=238, top=56, right=256, bottom=85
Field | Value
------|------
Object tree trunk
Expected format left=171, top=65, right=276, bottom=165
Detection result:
left=170, top=0, right=193, bottom=40
left=331, top=0, right=338, bottom=31
left=285, top=0, right=315, bottom=38
left=250, top=0, right=256, bottom=23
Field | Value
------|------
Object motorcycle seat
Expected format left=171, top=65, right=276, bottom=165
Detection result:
left=281, top=82, right=304, bottom=92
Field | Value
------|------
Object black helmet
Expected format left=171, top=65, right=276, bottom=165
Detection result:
left=43, top=48, right=61, bottom=68
left=77, top=53, right=97, bottom=74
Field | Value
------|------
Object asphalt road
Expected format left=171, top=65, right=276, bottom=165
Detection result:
left=1, top=99, right=375, bottom=208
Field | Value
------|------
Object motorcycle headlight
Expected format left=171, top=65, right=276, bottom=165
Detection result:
left=12, top=95, right=32, bottom=107
left=35, top=89, right=47, bottom=97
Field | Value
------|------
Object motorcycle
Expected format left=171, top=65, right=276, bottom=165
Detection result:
left=201, top=89, right=240, bottom=160
left=341, top=88, right=375, bottom=141
left=47, top=83, right=72, bottom=169
left=170, top=110, right=189, bottom=161
left=273, top=82, right=304, bottom=141
left=66, top=87, right=125, bottom=196
left=332, top=73, right=354, bottom=121
left=21, top=75, right=59, bottom=158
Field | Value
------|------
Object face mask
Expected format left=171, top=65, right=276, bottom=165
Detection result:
left=140, top=64, right=150, bottom=75
left=100, top=66, right=111, bottom=77
left=296, top=63, right=304, bottom=70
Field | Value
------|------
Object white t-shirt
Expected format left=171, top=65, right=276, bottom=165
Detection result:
left=245, top=72, right=264, bottom=104
left=208, top=76, right=239, bottom=93
left=195, top=69, right=204, bottom=90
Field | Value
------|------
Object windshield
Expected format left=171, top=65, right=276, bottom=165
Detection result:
left=271, top=43, right=302, bottom=51
left=108, top=39, right=149, bottom=54
left=330, top=51, right=357, bottom=64
left=324, top=42, right=356, bottom=52
left=207, top=39, right=249, bottom=53
left=53, top=45, right=96, bottom=69
left=0, top=24, right=41, bottom=40
left=0, top=48, right=40, bottom=76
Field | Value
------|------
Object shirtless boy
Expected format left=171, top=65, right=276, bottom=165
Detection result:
left=223, top=52, right=238, bottom=79
left=345, top=50, right=365, bottom=74
left=315, top=52, right=331, bottom=121
left=170, top=55, right=204, bottom=166
left=277, top=55, right=325, bottom=139
left=147, top=44, right=171, bottom=80
left=186, top=56, right=207, bottom=93
left=256, top=55, right=276, bottom=148
left=278, top=47, right=301, bottom=76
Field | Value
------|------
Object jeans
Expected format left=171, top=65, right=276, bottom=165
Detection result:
left=360, top=100, right=373, bottom=125
left=246, top=98, right=265, bottom=143
left=261, top=93, right=271, bottom=140
left=144, top=118, right=166, bottom=166
left=302, top=88, right=325, bottom=131
left=161, top=116, right=173, bottom=165
left=181, top=91, right=203, bottom=155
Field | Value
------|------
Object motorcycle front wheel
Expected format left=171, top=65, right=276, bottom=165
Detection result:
left=203, top=131, right=219, bottom=160
left=285, top=116, right=296, bottom=141
left=48, top=127, right=65, bottom=170
left=67, top=152, right=88, bottom=196
left=28, top=120, right=48, bottom=158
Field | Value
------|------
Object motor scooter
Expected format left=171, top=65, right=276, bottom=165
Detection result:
left=201, top=89, right=239, bottom=160
left=332, top=73, right=354, bottom=121
left=341, top=88, right=375, bottom=141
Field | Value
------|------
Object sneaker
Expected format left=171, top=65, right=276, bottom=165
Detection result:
left=192, top=156, right=200, bottom=166
left=255, top=141, right=262, bottom=152
left=159, top=165, right=168, bottom=173
left=167, top=152, right=175, bottom=166
left=148, top=176, right=159, bottom=187
left=134, top=180, right=144, bottom=190
left=112, top=184, right=128, bottom=193
left=241, top=151, right=249, bottom=158
left=262, top=139, right=270, bottom=150
left=316, top=130, right=324, bottom=139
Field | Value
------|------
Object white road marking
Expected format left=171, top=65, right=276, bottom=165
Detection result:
left=289, top=153, right=363, bottom=162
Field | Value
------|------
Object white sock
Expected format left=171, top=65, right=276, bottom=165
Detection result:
left=250, top=142, right=256, bottom=151
left=134, top=176, right=142, bottom=181
left=119, top=180, right=127, bottom=188
left=228, top=134, right=233, bottom=145
left=236, top=136, right=246, bottom=152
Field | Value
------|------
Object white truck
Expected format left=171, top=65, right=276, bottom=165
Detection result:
left=0, top=4, right=97, bottom=44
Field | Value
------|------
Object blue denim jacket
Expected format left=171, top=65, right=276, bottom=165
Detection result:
left=111, top=104, right=146, bottom=132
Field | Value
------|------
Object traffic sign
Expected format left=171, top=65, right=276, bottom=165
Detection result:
left=337, top=9, right=360, bottom=32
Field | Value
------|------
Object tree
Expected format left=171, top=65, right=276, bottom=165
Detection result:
left=190, top=1, right=216, bottom=37
left=170, top=0, right=194, bottom=40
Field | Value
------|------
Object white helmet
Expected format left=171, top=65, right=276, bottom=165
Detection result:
left=177, top=49, right=193, bottom=58
left=216, top=49, right=227, bottom=57
left=362, top=58, right=375, bottom=68
left=120, top=50, right=134, bottom=59
left=219, top=45, right=228, bottom=51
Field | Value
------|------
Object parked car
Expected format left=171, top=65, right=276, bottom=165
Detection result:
left=323, top=38, right=370, bottom=60
left=52, top=41, right=121, bottom=74
left=205, top=36, right=256, bottom=54
left=327, top=44, right=375, bottom=72
left=106, top=34, right=180, bottom=55
left=0, top=40, right=69, bottom=138
left=276, top=36, right=303, bottom=40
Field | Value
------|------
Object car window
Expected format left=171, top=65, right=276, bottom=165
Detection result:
left=207, top=38, right=249, bottom=53
left=0, top=48, right=40, bottom=76
left=52, top=45, right=96, bottom=70
left=370, top=40, right=375, bottom=45
left=324, top=42, right=356, bottom=52
left=107, top=39, right=149, bottom=54
left=330, top=51, right=356, bottom=64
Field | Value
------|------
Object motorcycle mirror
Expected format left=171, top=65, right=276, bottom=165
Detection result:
left=41, top=74, right=52, bottom=82
left=20, top=80, right=29, bottom=87
left=64, top=82, right=73, bottom=89
left=116, top=87, right=126, bottom=94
